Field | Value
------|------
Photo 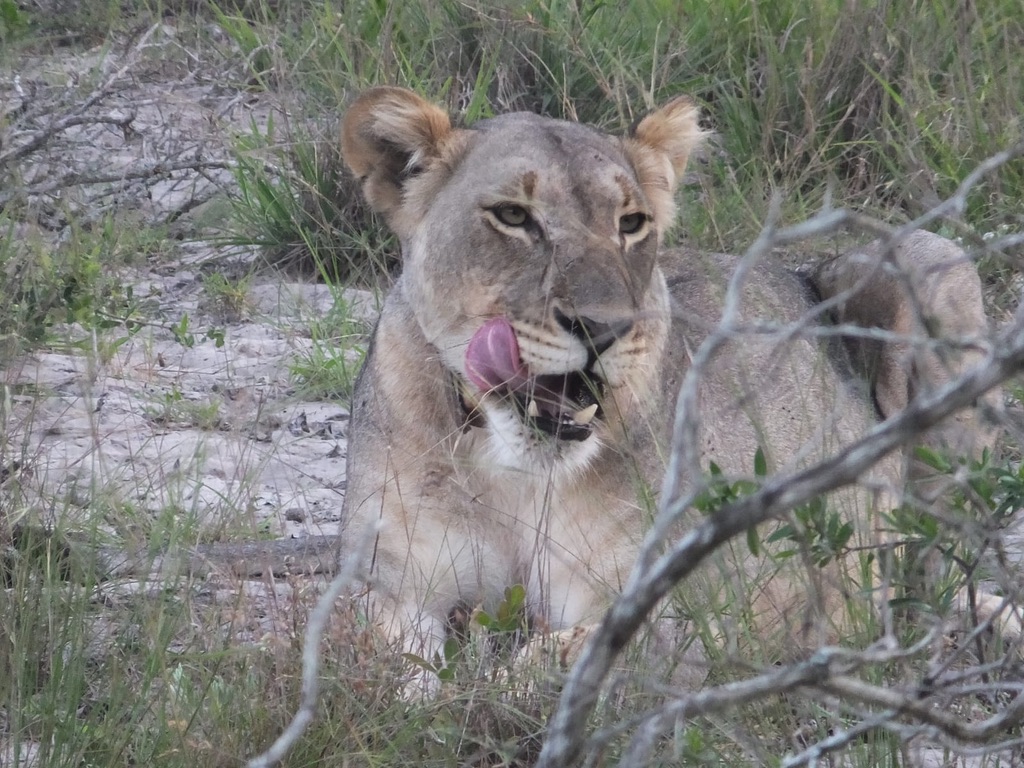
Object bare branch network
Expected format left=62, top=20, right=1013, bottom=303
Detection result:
left=536, top=315, right=1024, bottom=765
left=538, top=144, right=1024, bottom=767
left=0, top=23, right=243, bottom=226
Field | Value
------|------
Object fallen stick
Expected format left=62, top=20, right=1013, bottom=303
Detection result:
left=3, top=523, right=340, bottom=585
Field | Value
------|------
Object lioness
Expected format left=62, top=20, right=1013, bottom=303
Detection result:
left=338, top=87, right=1001, bottom=689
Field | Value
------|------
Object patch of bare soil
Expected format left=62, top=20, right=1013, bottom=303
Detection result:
left=1, top=22, right=371, bottom=760
left=5, top=276, right=369, bottom=543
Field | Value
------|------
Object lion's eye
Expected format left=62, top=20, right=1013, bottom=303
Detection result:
left=493, top=204, right=530, bottom=228
left=619, top=212, right=648, bottom=236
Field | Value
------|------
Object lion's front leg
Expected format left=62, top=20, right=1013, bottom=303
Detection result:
left=359, top=521, right=495, bottom=696
left=345, top=458, right=498, bottom=696
left=363, top=585, right=451, bottom=698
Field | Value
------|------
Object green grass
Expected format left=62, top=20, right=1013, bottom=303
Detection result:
left=0, top=213, right=148, bottom=358
left=287, top=292, right=368, bottom=401
left=222, top=118, right=398, bottom=284
left=208, top=0, right=1023, bottom=272
left=2, top=0, right=1023, bottom=765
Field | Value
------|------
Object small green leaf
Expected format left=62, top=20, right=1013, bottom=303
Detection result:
left=765, top=524, right=796, bottom=543
left=401, top=653, right=436, bottom=674
left=206, top=328, right=226, bottom=348
left=746, top=526, right=761, bottom=557
left=914, top=445, right=952, bottom=473
left=442, top=637, right=460, bottom=664
left=734, top=480, right=757, bottom=497
left=754, top=447, right=767, bottom=477
left=836, top=521, right=854, bottom=549
left=436, top=666, right=455, bottom=681
left=505, top=584, right=526, bottom=611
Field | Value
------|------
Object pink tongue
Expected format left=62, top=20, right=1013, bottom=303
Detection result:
left=465, top=317, right=529, bottom=393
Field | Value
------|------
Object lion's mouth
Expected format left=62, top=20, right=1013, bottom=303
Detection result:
left=465, top=317, right=604, bottom=442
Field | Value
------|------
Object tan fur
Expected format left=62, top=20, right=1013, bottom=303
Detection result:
left=814, top=237, right=1002, bottom=469
left=338, top=88, right=1001, bottom=691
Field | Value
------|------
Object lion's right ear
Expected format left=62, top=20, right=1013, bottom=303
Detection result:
left=623, top=97, right=707, bottom=235
left=341, top=87, right=457, bottom=235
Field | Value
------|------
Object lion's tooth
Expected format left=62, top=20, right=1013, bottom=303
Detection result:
left=527, top=399, right=540, bottom=419
left=573, top=404, right=598, bottom=425
left=460, top=382, right=480, bottom=410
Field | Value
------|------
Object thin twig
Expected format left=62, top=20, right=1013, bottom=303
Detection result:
left=818, top=676, right=1024, bottom=743
left=538, top=142, right=1024, bottom=763
left=0, top=24, right=161, bottom=169
left=896, top=142, right=1024, bottom=236
left=29, top=159, right=231, bottom=196
left=245, top=524, right=376, bottom=768
left=782, top=711, right=900, bottom=768
left=614, top=631, right=939, bottom=764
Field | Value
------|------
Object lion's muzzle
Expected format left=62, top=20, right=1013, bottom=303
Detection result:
left=465, top=317, right=608, bottom=442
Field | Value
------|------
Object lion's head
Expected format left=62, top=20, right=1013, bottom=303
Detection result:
left=342, top=87, right=705, bottom=470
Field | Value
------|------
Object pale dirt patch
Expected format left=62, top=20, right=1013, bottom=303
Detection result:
left=2, top=22, right=366, bottom=545
left=5, top=301, right=356, bottom=538
left=2, top=23, right=372, bottom=759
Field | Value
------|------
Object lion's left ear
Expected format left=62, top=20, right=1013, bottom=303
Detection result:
left=623, top=97, right=706, bottom=230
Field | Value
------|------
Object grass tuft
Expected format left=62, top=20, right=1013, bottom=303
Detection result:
left=223, top=120, right=397, bottom=284
left=213, top=0, right=1023, bottom=276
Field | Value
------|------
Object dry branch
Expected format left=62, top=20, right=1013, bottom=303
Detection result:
left=4, top=523, right=339, bottom=584
left=0, top=24, right=161, bottom=170
left=0, top=158, right=234, bottom=211
left=244, top=524, right=377, bottom=768
left=616, top=633, right=939, bottom=766
left=538, top=319, right=1024, bottom=765
left=537, top=146, right=1024, bottom=765
left=0, top=22, right=240, bottom=227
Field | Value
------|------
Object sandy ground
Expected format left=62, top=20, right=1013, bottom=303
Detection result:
left=1, top=23, right=374, bottom=548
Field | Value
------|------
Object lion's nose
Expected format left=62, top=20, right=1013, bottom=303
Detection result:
left=554, top=308, right=633, bottom=358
